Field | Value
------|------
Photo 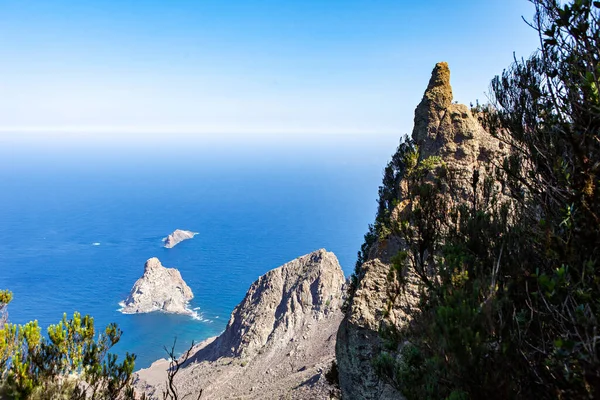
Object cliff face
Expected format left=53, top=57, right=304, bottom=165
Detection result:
left=136, top=249, right=345, bottom=399
left=120, top=258, right=194, bottom=315
left=336, top=62, right=507, bottom=400
left=211, top=248, right=345, bottom=359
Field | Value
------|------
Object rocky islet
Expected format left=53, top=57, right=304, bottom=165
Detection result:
left=120, top=257, right=194, bottom=316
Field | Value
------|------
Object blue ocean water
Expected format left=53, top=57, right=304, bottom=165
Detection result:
left=0, top=134, right=397, bottom=368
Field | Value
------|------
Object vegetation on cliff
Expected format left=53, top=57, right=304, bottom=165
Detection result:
left=350, top=0, right=600, bottom=398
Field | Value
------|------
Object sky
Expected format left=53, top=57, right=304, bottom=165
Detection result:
left=0, top=0, right=540, bottom=142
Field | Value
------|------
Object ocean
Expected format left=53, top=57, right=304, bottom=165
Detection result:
left=0, top=133, right=397, bottom=368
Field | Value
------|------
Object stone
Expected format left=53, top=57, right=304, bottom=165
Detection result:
left=163, top=229, right=197, bottom=249
left=205, top=249, right=345, bottom=359
left=120, top=258, right=194, bottom=316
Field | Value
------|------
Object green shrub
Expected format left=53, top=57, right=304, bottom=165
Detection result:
left=0, top=312, right=138, bottom=399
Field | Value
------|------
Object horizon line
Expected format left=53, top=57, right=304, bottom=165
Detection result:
left=0, top=126, right=404, bottom=137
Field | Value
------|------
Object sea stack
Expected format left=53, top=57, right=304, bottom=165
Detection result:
left=163, top=229, right=197, bottom=248
left=121, top=258, right=194, bottom=315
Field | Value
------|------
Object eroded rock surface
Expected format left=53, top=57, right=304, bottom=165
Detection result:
left=121, top=257, right=194, bottom=315
left=163, top=229, right=197, bottom=249
left=135, top=249, right=345, bottom=399
left=336, top=62, right=507, bottom=400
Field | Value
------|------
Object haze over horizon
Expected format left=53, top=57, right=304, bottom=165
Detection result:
left=1, top=0, right=539, bottom=141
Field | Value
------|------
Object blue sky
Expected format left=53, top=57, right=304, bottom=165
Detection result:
left=0, top=0, right=539, bottom=140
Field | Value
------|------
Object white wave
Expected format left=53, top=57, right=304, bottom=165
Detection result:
left=187, top=309, right=210, bottom=322
left=189, top=312, right=202, bottom=321
left=92, top=242, right=101, bottom=246
left=185, top=306, right=214, bottom=323
left=185, top=303, right=203, bottom=321
left=116, top=301, right=211, bottom=322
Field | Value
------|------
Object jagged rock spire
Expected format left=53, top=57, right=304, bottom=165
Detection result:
left=425, top=61, right=452, bottom=108
left=423, top=61, right=453, bottom=109
left=412, top=61, right=454, bottom=155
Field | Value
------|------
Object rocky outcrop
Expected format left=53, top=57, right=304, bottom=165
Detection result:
left=412, top=62, right=507, bottom=201
left=120, top=258, right=194, bottom=315
left=135, top=249, right=345, bottom=399
left=163, top=229, right=197, bottom=248
left=336, top=62, right=507, bottom=400
left=209, top=248, right=345, bottom=359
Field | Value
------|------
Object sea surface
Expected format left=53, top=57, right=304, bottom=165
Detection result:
left=0, top=133, right=398, bottom=368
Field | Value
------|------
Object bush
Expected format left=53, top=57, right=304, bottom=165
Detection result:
left=0, top=311, right=138, bottom=399
left=0, top=294, right=201, bottom=399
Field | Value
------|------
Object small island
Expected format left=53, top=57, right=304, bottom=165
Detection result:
left=163, top=229, right=197, bottom=248
left=120, top=257, right=194, bottom=316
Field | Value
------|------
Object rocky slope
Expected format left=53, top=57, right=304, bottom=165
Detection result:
left=163, top=229, right=197, bottom=248
left=120, top=257, right=194, bottom=315
left=336, top=62, right=507, bottom=399
left=135, top=249, right=345, bottom=399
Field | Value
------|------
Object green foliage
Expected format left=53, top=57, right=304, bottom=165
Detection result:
left=0, top=311, right=139, bottom=399
left=483, top=0, right=600, bottom=396
left=0, top=290, right=12, bottom=306
left=382, top=182, right=512, bottom=399
left=372, top=351, right=396, bottom=383
left=410, top=155, right=444, bottom=180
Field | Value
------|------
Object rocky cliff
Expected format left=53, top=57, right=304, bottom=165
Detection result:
left=120, top=257, right=194, bottom=315
left=336, top=62, right=507, bottom=400
left=136, top=249, right=345, bottom=399
left=163, top=229, right=197, bottom=248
